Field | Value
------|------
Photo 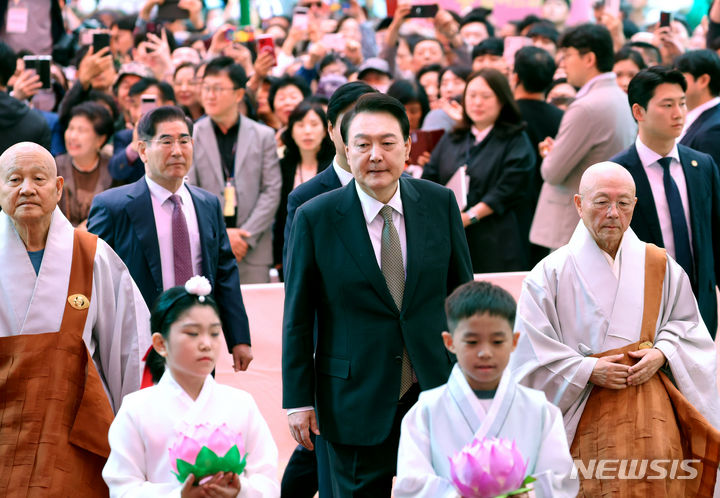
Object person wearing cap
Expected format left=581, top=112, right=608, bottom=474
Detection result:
left=528, top=21, right=559, bottom=56
left=357, top=57, right=393, bottom=92
left=114, top=62, right=156, bottom=127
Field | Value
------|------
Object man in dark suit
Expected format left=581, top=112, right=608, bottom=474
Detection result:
left=611, top=67, right=720, bottom=338
left=282, top=81, right=377, bottom=268
left=88, top=106, right=252, bottom=370
left=511, top=45, right=564, bottom=265
left=675, top=49, right=720, bottom=167
left=280, top=81, right=377, bottom=498
left=283, top=94, right=473, bottom=496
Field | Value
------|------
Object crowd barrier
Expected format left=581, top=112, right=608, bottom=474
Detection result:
left=214, top=274, right=720, bottom=476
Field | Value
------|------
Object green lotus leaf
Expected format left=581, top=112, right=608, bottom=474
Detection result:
left=175, top=458, right=195, bottom=482
left=174, top=445, right=249, bottom=484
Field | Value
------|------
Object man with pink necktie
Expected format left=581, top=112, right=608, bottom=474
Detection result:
left=88, top=106, right=253, bottom=372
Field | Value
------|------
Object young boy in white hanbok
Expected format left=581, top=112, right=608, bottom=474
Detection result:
left=103, top=278, right=280, bottom=497
left=394, top=281, right=578, bottom=498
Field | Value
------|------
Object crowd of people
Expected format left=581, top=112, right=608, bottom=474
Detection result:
left=1, top=0, right=720, bottom=495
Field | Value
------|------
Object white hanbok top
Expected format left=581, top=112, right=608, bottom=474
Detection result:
left=103, top=371, right=280, bottom=498
left=394, top=364, right=578, bottom=498
left=0, top=207, right=150, bottom=411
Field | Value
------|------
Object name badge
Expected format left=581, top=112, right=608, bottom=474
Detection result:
left=223, top=181, right=236, bottom=218
left=6, top=7, right=28, bottom=34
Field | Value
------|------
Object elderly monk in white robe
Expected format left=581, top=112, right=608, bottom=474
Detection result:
left=509, top=162, right=720, bottom=497
left=0, top=142, right=150, bottom=497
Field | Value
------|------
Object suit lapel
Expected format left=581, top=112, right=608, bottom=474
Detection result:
left=196, top=119, right=224, bottom=188
left=678, top=146, right=702, bottom=276
left=623, top=146, right=664, bottom=244
left=233, top=117, right=251, bottom=179
left=187, top=186, right=212, bottom=280
left=400, top=178, right=425, bottom=312
left=320, top=164, right=342, bottom=190
left=124, top=180, right=163, bottom=290
left=333, top=181, right=398, bottom=313
left=680, top=105, right=716, bottom=145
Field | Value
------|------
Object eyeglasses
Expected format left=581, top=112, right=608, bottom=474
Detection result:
left=589, top=199, right=634, bottom=212
left=200, top=85, right=237, bottom=94
left=147, top=137, right=193, bottom=148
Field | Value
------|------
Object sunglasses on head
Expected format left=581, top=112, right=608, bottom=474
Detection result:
left=302, top=1, right=323, bottom=7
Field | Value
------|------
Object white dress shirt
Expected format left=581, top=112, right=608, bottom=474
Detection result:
left=635, top=137, right=693, bottom=261
left=332, top=157, right=355, bottom=187
left=355, top=180, right=408, bottom=273
left=146, top=176, right=203, bottom=290
left=678, top=97, right=720, bottom=141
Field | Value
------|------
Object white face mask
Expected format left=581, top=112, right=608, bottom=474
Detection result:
left=374, top=83, right=390, bottom=94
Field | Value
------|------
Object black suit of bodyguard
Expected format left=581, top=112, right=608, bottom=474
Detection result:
left=282, top=94, right=473, bottom=496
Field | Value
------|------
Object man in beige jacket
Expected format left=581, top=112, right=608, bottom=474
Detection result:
left=530, top=23, right=636, bottom=250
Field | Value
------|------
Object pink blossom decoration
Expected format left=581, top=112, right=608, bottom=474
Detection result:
left=449, top=437, right=530, bottom=498
left=168, top=422, right=247, bottom=482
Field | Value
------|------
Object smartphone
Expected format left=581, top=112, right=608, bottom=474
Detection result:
left=156, top=0, right=189, bottom=21
left=407, top=4, right=438, bottom=18
left=659, top=11, right=672, bottom=28
left=256, top=34, right=277, bottom=66
left=321, top=33, right=345, bottom=53
left=292, top=7, right=309, bottom=30
left=23, top=55, right=51, bottom=89
left=92, top=32, right=110, bottom=53
left=140, top=94, right=158, bottom=116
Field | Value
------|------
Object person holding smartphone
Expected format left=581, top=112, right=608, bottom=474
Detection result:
left=0, top=42, right=51, bottom=155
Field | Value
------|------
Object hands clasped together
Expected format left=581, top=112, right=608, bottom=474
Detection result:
left=589, top=348, right=666, bottom=389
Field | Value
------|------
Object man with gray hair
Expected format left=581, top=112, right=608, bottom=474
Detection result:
left=509, top=162, right=720, bottom=495
left=0, top=142, right=150, bottom=495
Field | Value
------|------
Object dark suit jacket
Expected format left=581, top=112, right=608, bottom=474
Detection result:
left=109, top=129, right=145, bottom=185
left=611, top=144, right=720, bottom=337
left=87, top=178, right=251, bottom=348
left=680, top=102, right=720, bottom=167
left=282, top=163, right=342, bottom=269
left=282, top=177, right=473, bottom=446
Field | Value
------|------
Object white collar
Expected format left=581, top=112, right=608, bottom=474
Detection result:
left=354, top=179, right=404, bottom=224
left=635, top=136, right=680, bottom=168
left=145, top=175, right=191, bottom=205
left=332, top=156, right=354, bottom=187
left=470, top=124, right=493, bottom=144
left=575, top=72, right=616, bottom=100
left=684, top=96, right=720, bottom=131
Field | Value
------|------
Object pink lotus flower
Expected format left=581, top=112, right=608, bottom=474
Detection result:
left=449, top=437, right=528, bottom=498
left=168, top=423, right=245, bottom=474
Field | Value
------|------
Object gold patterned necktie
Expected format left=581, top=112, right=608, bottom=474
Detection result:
left=379, top=205, right=414, bottom=397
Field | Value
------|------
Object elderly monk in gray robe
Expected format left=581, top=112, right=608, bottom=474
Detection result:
left=509, top=162, right=720, bottom=497
left=0, top=142, right=150, bottom=496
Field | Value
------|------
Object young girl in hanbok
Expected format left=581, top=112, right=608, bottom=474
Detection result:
left=103, top=277, right=280, bottom=497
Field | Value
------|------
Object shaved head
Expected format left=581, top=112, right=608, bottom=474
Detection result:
left=574, top=162, right=637, bottom=258
left=0, top=142, right=63, bottom=248
left=0, top=142, right=57, bottom=178
left=578, top=162, right=635, bottom=197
